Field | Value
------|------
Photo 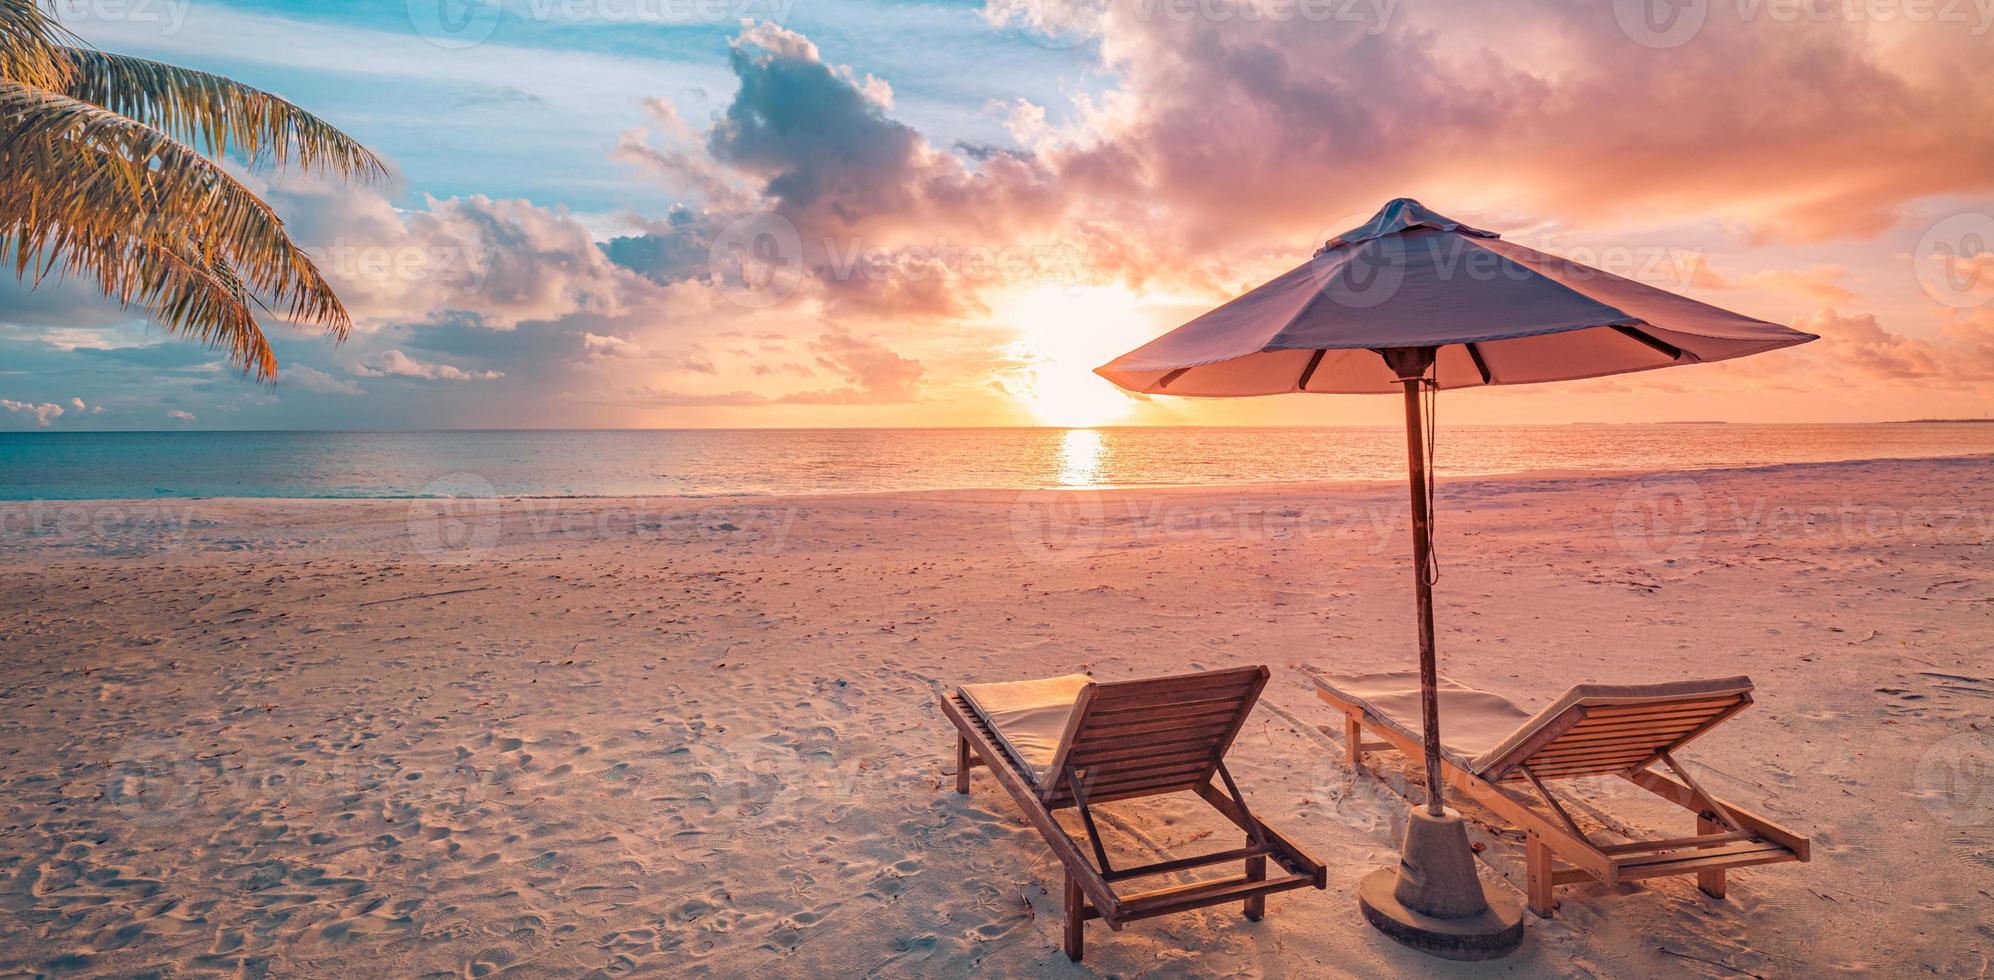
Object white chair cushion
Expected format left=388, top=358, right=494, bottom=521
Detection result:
left=960, top=674, right=1093, bottom=782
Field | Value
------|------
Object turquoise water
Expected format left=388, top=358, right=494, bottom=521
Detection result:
left=0, top=425, right=1990, bottom=499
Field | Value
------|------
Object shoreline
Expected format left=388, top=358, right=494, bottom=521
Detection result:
left=4, top=450, right=1993, bottom=507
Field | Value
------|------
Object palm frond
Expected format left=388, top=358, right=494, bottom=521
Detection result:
left=59, top=48, right=387, bottom=181
left=0, top=0, right=76, bottom=91
left=20, top=226, right=277, bottom=379
left=1, top=0, right=378, bottom=381
left=1, top=80, right=353, bottom=339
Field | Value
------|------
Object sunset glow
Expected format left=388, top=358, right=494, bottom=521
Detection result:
left=1, top=2, right=1989, bottom=433
left=1001, top=285, right=1157, bottom=427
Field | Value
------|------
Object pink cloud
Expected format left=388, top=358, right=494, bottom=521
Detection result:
left=2, top=399, right=64, bottom=426
left=778, top=329, right=926, bottom=404
left=1793, top=307, right=1994, bottom=384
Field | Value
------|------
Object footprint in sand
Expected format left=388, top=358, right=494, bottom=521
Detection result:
left=464, top=943, right=517, bottom=977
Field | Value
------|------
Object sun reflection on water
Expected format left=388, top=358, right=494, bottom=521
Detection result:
left=1055, top=428, right=1105, bottom=487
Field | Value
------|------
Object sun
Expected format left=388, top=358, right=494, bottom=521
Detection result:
left=999, top=283, right=1160, bottom=427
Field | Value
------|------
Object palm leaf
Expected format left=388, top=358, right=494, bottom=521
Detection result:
left=0, top=0, right=377, bottom=381
left=1, top=80, right=352, bottom=337
left=28, top=226, right=277, bottom=379
left=60, top=48, right=386, bottom=181
left=0, top=0, right=76, bottom=91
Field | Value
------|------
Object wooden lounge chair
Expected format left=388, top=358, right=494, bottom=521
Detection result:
left=941, top=665, right=1326, bottom=961
left=1313, top=670, right=1809, bottom=919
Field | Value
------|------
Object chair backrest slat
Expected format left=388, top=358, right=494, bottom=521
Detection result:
left=1494, top=692, right=1752, bottom=782
left=1041, top=666, right=1267, bottom=807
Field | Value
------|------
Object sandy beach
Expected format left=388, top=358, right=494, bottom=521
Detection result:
left=3, top=455, right=1992, bottom=977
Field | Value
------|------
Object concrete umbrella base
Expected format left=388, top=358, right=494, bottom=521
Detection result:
left=1358, top=806, right=1524, bottom=961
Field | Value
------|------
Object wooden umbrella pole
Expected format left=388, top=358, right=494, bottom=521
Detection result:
left=1401, top=376, right=1446, bottom=816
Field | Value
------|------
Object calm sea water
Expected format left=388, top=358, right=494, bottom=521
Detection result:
left=1, top=425, right=1990, bottom=500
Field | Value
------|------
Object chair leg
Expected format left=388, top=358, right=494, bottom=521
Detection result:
left=955, top=734, right=971, bottom=795
left=1696, top=815, right=1727, bottom=899
left=1063, top=870, right=1085, bottom=962
left=1243, top=853, right=1267, bottom=921
left=1526, top=833, right=1556, bottom=918
left=1344, top=714, right=1363, bottom=767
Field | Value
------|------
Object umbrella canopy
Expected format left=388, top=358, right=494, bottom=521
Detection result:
left=1096, top=199, right=1817, bottom=395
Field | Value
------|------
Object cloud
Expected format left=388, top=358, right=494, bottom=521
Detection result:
left=1792, top=308, right=1994, bottom=384
left=613, top=99, right=752, bottom=208
left=167, top=409, right=196, bottom=423
left=615, top=5, right=1993, bottom=308
left=608, top=21, right=1072, bottom=317
left=777, top=328, right=925, bottom=403
left=284, top=365, right=366, bottom=395
left=18, top=13, right=1994, bottom=428
left=625, top=386, right=771, bottom=407
left=1696, top=262, right=1857, bottom=305
left=582, top=332, right=643, bottom=358
left=264, top=179, right=661, bottom=330
left=1026, top=0, right=1993, bottom=246
left=2, top=399, right=64, bottom=426
left=349, top=350, right=505, bottom=381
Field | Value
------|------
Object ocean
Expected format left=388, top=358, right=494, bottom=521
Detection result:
left=1, top=424, right=1991, bottom=500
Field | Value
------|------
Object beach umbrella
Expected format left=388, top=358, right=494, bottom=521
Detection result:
left=1094, top=199, right=1817, bottom=958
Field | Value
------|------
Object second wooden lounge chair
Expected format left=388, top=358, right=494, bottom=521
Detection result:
left=1314, top=670, right=1810, bottom=918
left=941, top=665, right=1326, bottom=962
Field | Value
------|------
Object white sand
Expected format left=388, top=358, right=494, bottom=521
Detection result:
left=2, top=456, right=1991, bottom=976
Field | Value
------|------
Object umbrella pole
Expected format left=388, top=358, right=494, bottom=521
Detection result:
left=1401, top=377, right=1446, bottom=816
left=1353, top=370, right=1522, bottom=960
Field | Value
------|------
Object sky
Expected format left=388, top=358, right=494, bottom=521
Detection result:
left=5, top=0, right=1994, bottom=430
